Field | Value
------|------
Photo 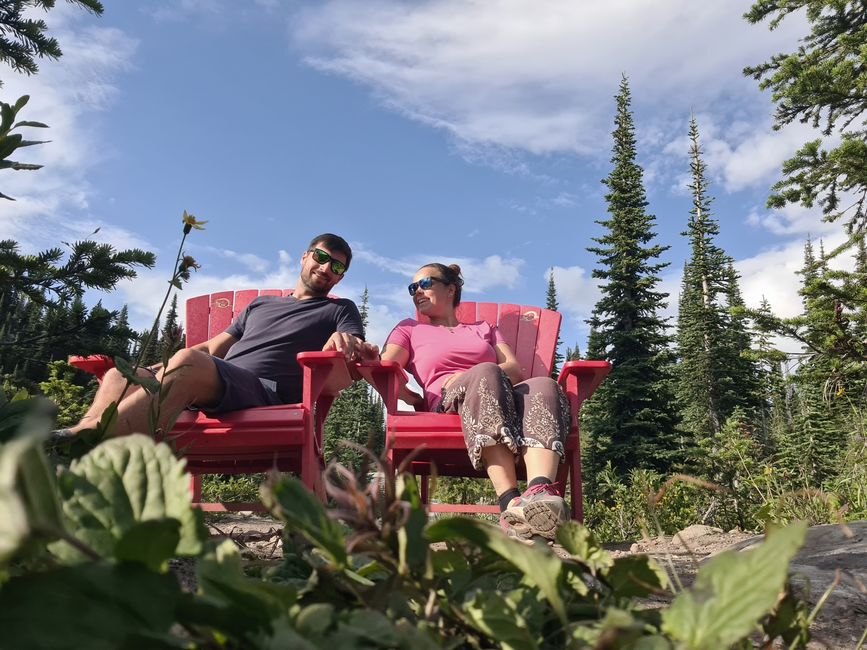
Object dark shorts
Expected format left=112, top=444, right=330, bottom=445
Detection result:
left=203, top=357, right=283, bottom=414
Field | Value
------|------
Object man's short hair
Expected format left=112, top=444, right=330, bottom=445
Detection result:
left=308, top=233, right=353, bottom=270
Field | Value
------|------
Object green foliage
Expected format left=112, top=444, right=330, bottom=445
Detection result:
left=662, top=521, right=807, bottom=649
left=0, top=0, right=104, bottom=80
left=0, top=238, right=155, bottom=306
left=201, top=473, right=265, bottom=503
left=583, top=75, right=681, bottom=481
left=0, top=390, right=817, bottom=648
left=37, top=361, right=90, bottom=427
left=0, top=95, right=48, bottom=199
left=744, top=0, right=867, bottom=233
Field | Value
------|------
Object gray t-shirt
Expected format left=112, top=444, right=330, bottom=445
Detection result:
left=223, top=295, right=364, bottom=404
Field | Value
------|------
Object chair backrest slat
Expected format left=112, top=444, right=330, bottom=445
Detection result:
left=260, top=289, right=282, bottom=297
left=477, top=302, right=498, bottom=327
left=186, top=295, right=211, bottom=347
left=208, top=291, right=235, bottom=339
left=532, top=308, right=562, bottom=377
left=234, top=289, right=259, bottom=319
left=497, top=304, right=521, bottom=352
left=455, top=301, right=476, bottom=323
left=514, top=306, right=541, bottom=379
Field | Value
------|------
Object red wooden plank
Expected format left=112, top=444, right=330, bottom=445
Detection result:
left=281, top=288, right=295, bottom=297
left=497, top=304, right=521, bottom=351
left=515, top=305, right=542, bottom=379
left=455, top=301, right=476, bottom=324
left=233, top=289, right=258, bottom=319
left=259, top=289, right=281, bottom=297
left=531, top=308, right=562, bottom=377
left=185, top=294, right=211, bottom=347
left=208, top=291, right=235, bottom=339
left=477, top=302, right=498, bottom=327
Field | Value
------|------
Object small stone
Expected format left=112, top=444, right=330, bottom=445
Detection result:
left=629, top=543, right=640, bottom=553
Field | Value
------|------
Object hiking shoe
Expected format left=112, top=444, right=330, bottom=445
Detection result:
left=501, top=483, right=568, bottom=540
left=499, top=509, right=534, bottom=543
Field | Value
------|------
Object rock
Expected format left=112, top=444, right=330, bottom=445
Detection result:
left=629, top=543, right=640, bottom=553
left=674, top=524, right=723, bottom=543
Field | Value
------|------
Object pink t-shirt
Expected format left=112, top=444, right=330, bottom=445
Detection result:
left=385, top=319, right=506, bottom=410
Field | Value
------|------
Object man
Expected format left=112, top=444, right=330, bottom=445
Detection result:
left=62, top=233, right=377, bottom=438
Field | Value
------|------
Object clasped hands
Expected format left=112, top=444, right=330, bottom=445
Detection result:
left=322, top=332, right=379, bottom=363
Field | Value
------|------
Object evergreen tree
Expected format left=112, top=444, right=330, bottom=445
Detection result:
left=159, top=295, right=184, bottom=361
left=582, top=76, right=681, bottom=478
left=323, top=286, right=385, bottom=473
left=546, top=268, right=564, bottom=378
left=676, top=118, right=762, bottom=460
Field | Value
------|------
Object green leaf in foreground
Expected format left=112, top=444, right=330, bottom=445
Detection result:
left=50, top=434, right=205, bottom=563
left=0, top=562, right=181, bottom=650
left=425, top=516, right=567, bottom=623
left=261, top=474, right=348, bottom=568
left=0, top=431, right=64, bottom=563
left=661, top=521, right=807, bottom=649
left=462, top=590, right=538, bottom=650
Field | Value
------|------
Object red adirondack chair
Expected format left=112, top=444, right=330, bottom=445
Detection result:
left=69, top=289, right=353, bottom=511
left=355, top=302, right=610, bottom=521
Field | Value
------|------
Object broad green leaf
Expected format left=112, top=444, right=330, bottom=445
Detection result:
left=337, top=609, right=400, bottom=646
left=426, top=517, right=567, bottom=623
left=556, top=521, right=614, bottom=576
left=0, top=430, right=64, bottom=563
left=396, top=473, right=429, bottom=576
left=0, top=562, right=181, bottom=650
left=261, top=475, right=347, bottom=568
left=50, top=434, right=205, bottom=563
left=197, top=539, right=297, bottom=632
left=462, top=590, right=538, bottom=650
left=255, top=617, right=318, bottom=650
left=606, top=555, right=669, bottom=598
left=296, top=603, right=335, bottom=637
left=114, top=519, right=181, bottom=571
left=661, top=521, right=807, bottom=649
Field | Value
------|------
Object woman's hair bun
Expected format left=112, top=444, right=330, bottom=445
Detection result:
left=448, top=263, right=462, bottom=276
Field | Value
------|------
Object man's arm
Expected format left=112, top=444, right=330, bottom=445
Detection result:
left=190, top=331, right=237, bottom=358
left=322, top=331, right=379, bottom=361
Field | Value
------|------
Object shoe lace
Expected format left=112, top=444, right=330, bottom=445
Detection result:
left=522, top=482, right=561, bottom=498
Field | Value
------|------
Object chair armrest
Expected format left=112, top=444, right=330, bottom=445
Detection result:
left=353, top=359, right=407, bottom=413
left=297, top=351, right=354, bottom=406
left=68, top=355, right=115, bottom=381
left=557, top=360, right=611, bottom=426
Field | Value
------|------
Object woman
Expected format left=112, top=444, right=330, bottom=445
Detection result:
left=381, top=263, right=572, bottom=540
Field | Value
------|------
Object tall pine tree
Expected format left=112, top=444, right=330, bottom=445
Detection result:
left=323, top=286, right=385, bottom=474
left=582, top=76, right=680, bottom=479
left=546, top=268, right=565, bottom=379
left=676, top=117, right=761, bottom=454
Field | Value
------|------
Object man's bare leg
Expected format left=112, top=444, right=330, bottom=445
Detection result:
left=108, top=348, right=224, bottom=437
left=70, top=366, right=155, bottom=434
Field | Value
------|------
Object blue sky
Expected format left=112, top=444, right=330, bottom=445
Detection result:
left=2, top=1, right=852, bottom=352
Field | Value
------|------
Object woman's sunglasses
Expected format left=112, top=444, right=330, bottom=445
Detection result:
left=407, top=276, right=447, bottom=295
left=308, top=248, right=347, bottom=275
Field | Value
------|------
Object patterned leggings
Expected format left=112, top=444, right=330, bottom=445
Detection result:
left=438, top=362, right=571, bottom=471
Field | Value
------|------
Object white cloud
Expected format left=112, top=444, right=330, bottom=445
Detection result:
left=193, top=245, right=271, bottom=274
left=293, top=0, right=806, bottom=156
left=547, top=266, right=599, bottom=322
left=1, top=8, right=139, bottom=251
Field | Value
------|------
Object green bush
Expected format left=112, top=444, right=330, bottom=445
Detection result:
left=0, top=387, right=817, bottom=648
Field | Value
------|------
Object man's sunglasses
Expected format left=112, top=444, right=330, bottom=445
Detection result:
left=407, top=276, right=447, bottom=295
left=309, top=248, right=347, bottom=275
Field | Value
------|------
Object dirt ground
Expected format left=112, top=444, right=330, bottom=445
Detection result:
left=177, top=514, right=865, bottom=649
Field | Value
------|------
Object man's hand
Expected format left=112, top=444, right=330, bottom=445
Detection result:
left=322, top=332, right=378, bottom=362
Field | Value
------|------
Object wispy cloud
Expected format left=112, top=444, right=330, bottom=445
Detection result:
left=293, top=0, right=806, bottom=158
left=2, top=6, right=139, bottom=252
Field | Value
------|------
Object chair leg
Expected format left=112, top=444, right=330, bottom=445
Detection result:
left=570, top=450, right=583, bottom=522
left=189, top=474, right=202, bottom=504
left=420, top=474, right=429, bottom=504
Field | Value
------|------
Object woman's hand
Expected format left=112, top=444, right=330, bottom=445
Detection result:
left=398, top=384, right=425, bottom=409
left=442, top=371, right=465, bottom=390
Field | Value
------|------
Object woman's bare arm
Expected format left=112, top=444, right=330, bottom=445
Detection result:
left=494, top=343, right=523, bottom=384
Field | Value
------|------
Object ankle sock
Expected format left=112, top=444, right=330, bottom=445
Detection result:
left=527, top=476, right=553, bottom=489
left=497, top=487, right=521, bottom=512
